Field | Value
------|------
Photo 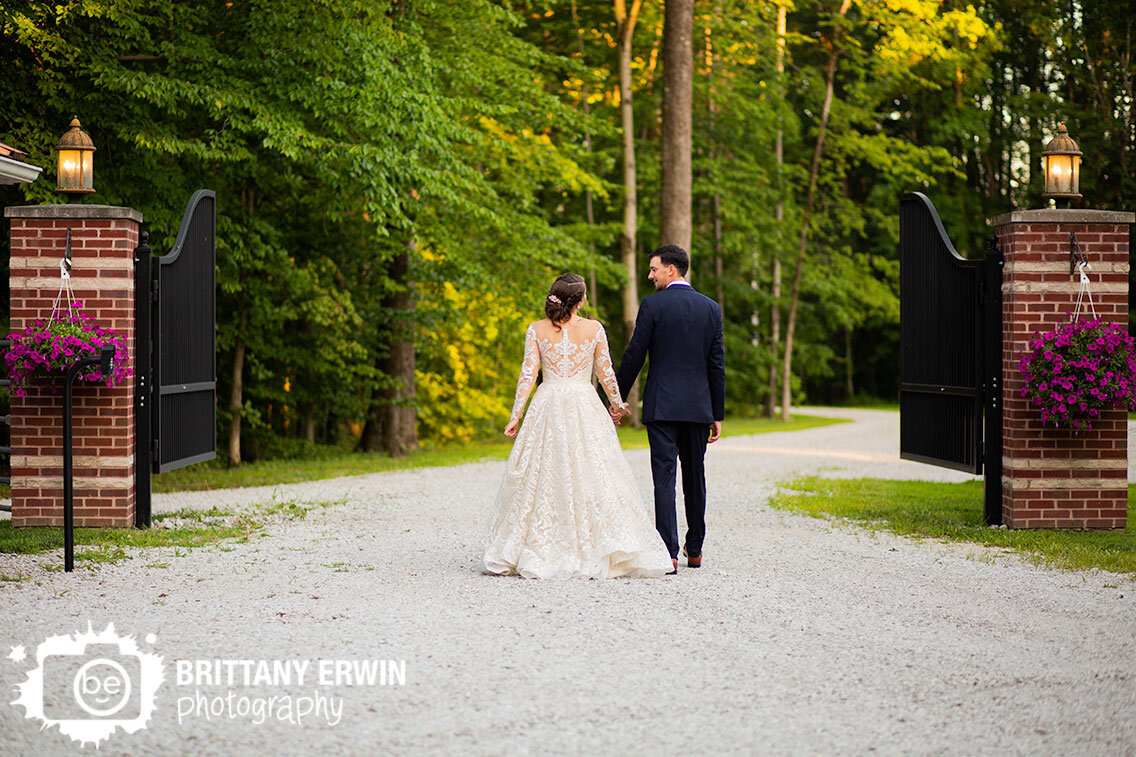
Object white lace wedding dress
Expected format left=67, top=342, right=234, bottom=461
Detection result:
left=483, top=319, right=673, bottom=579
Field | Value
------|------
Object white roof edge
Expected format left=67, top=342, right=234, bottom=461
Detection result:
left=0, top=154, right=44, bottom=185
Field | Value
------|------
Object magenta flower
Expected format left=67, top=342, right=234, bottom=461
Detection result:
left=1019, top=319, right=1136, bottom=431
left=4, top=310, right=131, bottom=398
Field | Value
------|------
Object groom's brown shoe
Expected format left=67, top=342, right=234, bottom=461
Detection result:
left=683, top=545, right=702, bottom=568
left=666, top=558, right=678, bottom=575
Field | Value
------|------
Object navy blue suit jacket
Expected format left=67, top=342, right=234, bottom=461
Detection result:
left=616, top=283, right=725, bottom=424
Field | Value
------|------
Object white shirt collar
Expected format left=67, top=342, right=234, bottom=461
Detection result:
left=667, top=280, right=691, bottom=288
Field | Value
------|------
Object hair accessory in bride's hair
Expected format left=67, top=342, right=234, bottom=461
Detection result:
left=547, top=294, right=562, bottom=305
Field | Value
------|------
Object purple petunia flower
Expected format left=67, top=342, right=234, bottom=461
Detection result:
left=3, top=309, right=131, bottom=394
left=1020, top=320, right=1136, bottom=430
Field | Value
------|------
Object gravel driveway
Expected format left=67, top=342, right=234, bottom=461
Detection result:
left=1, top=408, right=1133, bottom=755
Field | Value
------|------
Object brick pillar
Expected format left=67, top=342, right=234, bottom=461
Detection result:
left=993, top=208, right=1134, bottom=529
left=4, top=205, right=140, bottom=527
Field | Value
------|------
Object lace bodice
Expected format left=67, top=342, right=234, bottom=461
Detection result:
left=509, top=320, right=627, bottom=423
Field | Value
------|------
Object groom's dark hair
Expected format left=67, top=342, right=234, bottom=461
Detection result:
left=650, top=245, right=689, bottom=277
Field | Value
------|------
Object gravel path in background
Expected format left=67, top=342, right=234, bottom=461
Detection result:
left=1, top=408, right=1133, bottom=755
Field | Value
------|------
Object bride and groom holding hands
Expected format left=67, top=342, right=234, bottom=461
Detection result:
left=483, top=245, right=726, bottom=579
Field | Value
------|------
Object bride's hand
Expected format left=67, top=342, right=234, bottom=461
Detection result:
left=504, top=418, right=519, bottom=438
left=609, top=405, right=630, bottom=425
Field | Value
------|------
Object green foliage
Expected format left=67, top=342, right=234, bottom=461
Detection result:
left=1, top=0, right=1130, bottom=456
left=149, top=413, right=844, bottom=492
left=2, top=0, right=601, bottom=454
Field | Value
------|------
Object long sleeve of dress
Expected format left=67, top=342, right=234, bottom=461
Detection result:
left=509, top=324, right=540, bottom=423
left=593, top=325, right=629, bottom=412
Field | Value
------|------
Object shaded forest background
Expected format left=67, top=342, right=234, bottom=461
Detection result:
left=2, top=0, right=1133, bottom=463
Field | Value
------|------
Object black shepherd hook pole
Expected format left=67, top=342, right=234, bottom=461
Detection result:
left=62, top=345, right=116, bottom=572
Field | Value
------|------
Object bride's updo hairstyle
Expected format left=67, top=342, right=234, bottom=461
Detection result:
left=545, top=273, right=587, bottom=329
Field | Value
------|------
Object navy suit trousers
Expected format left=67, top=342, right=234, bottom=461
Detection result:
left=645, top=420, right=708, bottom=559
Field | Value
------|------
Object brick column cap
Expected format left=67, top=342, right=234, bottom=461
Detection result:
left=4, top=204, right=143, bottom=222
left=989, top=208, right=1134, bottom=227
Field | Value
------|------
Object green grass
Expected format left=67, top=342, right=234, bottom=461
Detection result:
left=844, top=400, right=899, bottom=412
left=813, top=399, right=900, bottom=411
left=151, top=441, right=518, bottom=492
left=0, top=500, right=336, bottom=577
left=0, top=414, right=846, bottom=497
left=616, top=413, right=846, bottom=450
left=150, top=413, right=846, bottom=493
left=0, top=508, right=257, bottom=557
left=770, top=476, right=1136, bottom=577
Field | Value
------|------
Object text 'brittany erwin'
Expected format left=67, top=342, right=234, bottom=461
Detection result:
left=175, top=659, right=407, bottom=687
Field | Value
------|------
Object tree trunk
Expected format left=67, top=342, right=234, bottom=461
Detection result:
left=990, top=60, right=1004, bottom=207
left=586, top=194, right=598, bottom=311
left=765, top=258, right=780, bottom=418
left=764, top=4, right=786, bottom=419
left=616, top=0, right=644, bottom=425
left=228, top=188, right=254, bottom=465
left=572, top=0, right=599, bottom=309
left=380, top=237, right=418, bottom=457
left=845, top=326, right=854, bottom=400
left=358, top=381, right=383, bottom=453
left=706, top=17, right=724, bottom=310
left=781, top=0, right=851, bottom=422
left=228, top=338, right=244, bottom=465
left=712, top=193, right=723, bottom=307
left=302, top=406, right=316, bottom=444
left=1026, top=31, right=1044, bottom=207
left=642, top=19, right=665, bottom=146
left=660, top=0, right=694, bottom=255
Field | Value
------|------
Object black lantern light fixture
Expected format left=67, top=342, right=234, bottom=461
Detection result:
left=1041, top=123, right=1082, bottom=207
left=55, top=116, right=96, bottom=201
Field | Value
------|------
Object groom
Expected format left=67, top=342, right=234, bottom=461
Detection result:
left=614, top=245, right=725, bottom=574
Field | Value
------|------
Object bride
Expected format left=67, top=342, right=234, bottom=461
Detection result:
left=483, top=273, right=675, bottom=579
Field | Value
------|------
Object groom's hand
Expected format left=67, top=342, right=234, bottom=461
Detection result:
left=708, top=421, right=721, bottom=443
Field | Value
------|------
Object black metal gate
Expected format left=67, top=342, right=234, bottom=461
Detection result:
left=899, top=192, right=1003, bottom=525
left=135, top=189, right=217, bottom=526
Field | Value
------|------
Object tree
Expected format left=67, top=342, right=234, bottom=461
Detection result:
left=615, top=0, right=645, bottom=423
left=765, top=3, right=787, bottom=418
left=780, top=0, right=851, bottom=421
left=661, top=0, right=694, bottom=254
left=8, top=0, right=1118, bottom=452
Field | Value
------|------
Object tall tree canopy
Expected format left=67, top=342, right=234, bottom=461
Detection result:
left=1, top=0, right=1130, bottom=461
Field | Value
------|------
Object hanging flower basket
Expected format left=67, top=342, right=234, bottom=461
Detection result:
left=1018, top=318, right=1136, bottom=431
left=4, top=303, right=131, bottom=398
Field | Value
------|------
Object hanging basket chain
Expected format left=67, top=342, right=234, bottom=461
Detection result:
left=1070, top=233, right=1097, bottom=322
left=48, top=228, right=77, bottom=327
